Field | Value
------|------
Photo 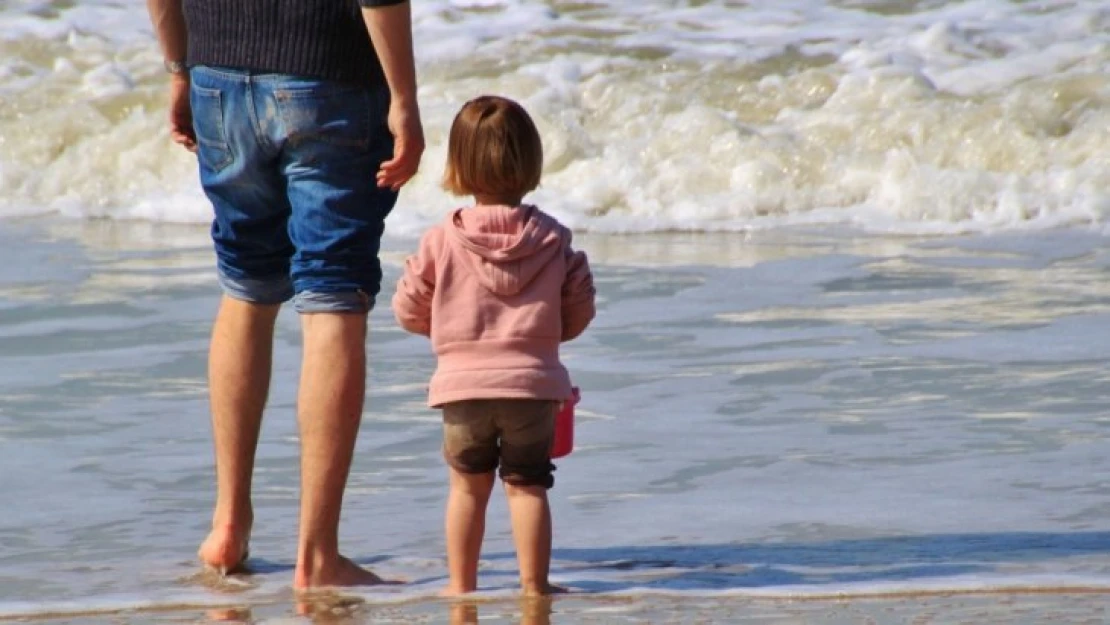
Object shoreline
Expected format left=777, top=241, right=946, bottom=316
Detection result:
left=5, top=581, right=1110, bottom=614
left=4, top=585, right=1110, bottom=623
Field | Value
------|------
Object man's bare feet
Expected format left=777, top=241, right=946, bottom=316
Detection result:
left=293, top=555, right=390, bottom=589
left=198, top=524, right=251, bottom=574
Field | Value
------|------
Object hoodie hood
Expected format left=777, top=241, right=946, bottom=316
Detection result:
left=446, top=204, right=565, bottom=296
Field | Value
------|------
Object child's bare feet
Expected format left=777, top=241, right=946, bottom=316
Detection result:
left=198, top=524, right=251, bottom=574
left=439, top=584, right=477, bottom=597
left=294, top=555, right=391, bottom=589
left=521, top=582, right=567, bottom=597
left=206, top=608, right=252, bottom=622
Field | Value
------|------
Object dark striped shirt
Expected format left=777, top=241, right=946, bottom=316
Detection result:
left=183, top=0, right=406, bottom=86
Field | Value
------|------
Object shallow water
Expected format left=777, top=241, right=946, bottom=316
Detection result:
left=1, top=219, right=1109, bottom=622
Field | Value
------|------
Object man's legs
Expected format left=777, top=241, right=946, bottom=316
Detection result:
left=199, top=296, right=280, bottom=572
left=292, top=312, right=383, bottom=588
left=198, top=300, right=384, bottom=586
left=271, top=72, right=398, bottom=588
left=189, top=65, right=293, bottom=572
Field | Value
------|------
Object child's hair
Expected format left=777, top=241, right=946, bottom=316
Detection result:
left=442, top=95, right=543, bottom=199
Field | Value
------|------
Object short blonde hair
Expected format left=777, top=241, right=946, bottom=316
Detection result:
left=442, top=95, right=543, bottom=199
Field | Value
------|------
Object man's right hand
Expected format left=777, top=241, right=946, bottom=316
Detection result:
left=361, top=2, right=422, bottom=191
left=377, top=98, right=424, bottom=191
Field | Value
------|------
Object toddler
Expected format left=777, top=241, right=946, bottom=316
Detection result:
left=392, top=95, right=595, bottom=596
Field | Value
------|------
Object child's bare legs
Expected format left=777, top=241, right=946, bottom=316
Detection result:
left=444, top=467, right=496, bottom=595
left=442, top=400, right=562, bottom=596
left=504, top=482, right=557, bottom=596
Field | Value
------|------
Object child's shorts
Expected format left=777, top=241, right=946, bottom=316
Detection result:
left=441, top=399, right=558, bottom=489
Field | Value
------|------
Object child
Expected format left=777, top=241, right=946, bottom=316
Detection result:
left=392, top=95, right=596, bottom=596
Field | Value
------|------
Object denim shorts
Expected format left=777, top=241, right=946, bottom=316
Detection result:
left=189, top=65, right=397, bottom=313
left=441, top=399, right=558, bottom=489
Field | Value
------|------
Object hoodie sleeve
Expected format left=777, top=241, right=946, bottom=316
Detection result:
left=392, top=228, right=440, bottom=337
left=561, top=241, right=596, bottom=342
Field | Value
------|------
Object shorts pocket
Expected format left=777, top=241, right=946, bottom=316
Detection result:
left=190, top=85, right=233, bottom=172
left=275, top=83, right=375, bottom=149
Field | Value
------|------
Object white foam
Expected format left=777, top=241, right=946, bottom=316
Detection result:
left=1, top=0, right=1108, bottom=234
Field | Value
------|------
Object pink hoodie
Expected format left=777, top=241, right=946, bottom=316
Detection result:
left=392, top=204, right=596, bottom=407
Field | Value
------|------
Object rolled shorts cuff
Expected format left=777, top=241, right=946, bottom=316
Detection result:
left=294, top=290, right=373, bottom=314
left=218, top=272, right=294, bottom=305
left=500, top=462, right=556, bottom=490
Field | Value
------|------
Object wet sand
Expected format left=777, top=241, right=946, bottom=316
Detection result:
left=4, top=587, right=1110, bottom=624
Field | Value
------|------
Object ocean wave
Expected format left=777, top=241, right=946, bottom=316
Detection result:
left=1, top=0, right=1108, bottom=235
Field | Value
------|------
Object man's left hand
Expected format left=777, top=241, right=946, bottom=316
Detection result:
left=168, top=73, right=197, bottom=152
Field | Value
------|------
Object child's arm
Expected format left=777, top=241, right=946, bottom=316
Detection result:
left=391, top=228, right=440, bottom=337
left=561, top=243, right=596, bottom=342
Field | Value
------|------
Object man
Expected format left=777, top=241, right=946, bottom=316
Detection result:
left=145, top=0, right=424, bottom=588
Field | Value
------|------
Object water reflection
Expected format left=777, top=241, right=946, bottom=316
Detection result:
left=448, top=597, right=553, bottom=625
left=200, top=595, right=556, bottom=625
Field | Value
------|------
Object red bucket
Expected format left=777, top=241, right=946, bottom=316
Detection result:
left=551, top=387, right=579, bottom=459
